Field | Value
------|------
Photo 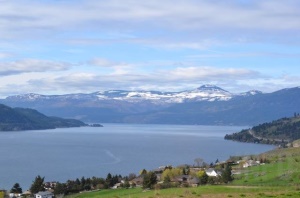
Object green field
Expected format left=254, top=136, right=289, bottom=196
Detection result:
left=65, top=185, right=300, bottom=198
left=232, top=149, right=300, bottom=186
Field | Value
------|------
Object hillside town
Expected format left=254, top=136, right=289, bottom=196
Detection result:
left=1, top=156, right=267, bottom=198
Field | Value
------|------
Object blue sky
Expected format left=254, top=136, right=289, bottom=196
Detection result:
left=0, top=0, right=299, bottom=97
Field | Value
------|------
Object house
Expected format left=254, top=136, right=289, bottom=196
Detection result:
left=44, top=182, right=57, bottom=191
left=130, top=176, right=144, bottom=187
left=112, top=183, right=122, bottom=189
left=188, top=177, right=200, bottom=187
left=243, top=160, right=260, bottom=168
left=172, top=175, right=199, bottom=187
left=9, top=193, right=22, bottom=198
left=205, top=168, right=221, bottom=177
left=34, top=191, right=54, bottom=198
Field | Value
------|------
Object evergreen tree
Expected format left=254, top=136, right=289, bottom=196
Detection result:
left=106, top=173, right=113, bottom=187
left=221, top=165, right=233, bottom=183
left=53, top=182, right=66, bottom=195
left=142, top=171, right=157, bottom=189
left=10, top=183, right=22, bottom=194
left=139, top=169, right=147, bottom=175
left=30, top=175, right=45, bottom=194
left=123, top=178, right=130, bottom=189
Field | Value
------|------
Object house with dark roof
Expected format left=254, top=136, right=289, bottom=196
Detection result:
left=171, top=175, right=199, bottom=187
left=130, top=176, right=144, bottom=187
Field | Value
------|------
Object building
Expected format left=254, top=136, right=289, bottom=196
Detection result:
left=35, top=191, right=54, bottom=198
left=172, top=175, right=200, bottom=187
left=205, top=168, right=221, bottom=177
left=243, top=160, right=260, bottom=168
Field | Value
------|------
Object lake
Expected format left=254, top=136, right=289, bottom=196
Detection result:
left=0, top=124, right=274, bottom=190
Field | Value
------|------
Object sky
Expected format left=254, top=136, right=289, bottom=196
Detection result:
left=0, top=0, right=299, bottom=98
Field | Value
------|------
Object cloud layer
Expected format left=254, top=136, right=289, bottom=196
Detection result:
left=0, top=0, right=299, bottom=97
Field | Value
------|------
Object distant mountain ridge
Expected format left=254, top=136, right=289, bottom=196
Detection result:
left=0, top=104, right=86, bottom=131
left=1, top=85, right=299, bottom=126
left=5, top=85, right=260, bottom=104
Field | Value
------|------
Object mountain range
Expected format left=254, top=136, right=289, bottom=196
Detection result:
left=1, top=85, right=299, bottom=126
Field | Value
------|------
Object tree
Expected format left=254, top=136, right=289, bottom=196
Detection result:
left=10, top=183, right=22, bottom=194
left=196, top=171, right=208, bottom=185
left=215, top=159, right=219, bottom=164
left=128, top=173, right=136, bottom=181
left=163, top=175, right=171, bottom=183
left=142, top=171, right=157, bottom=189
left=139, top=169, right=147, bottom=175
left=106, top=173, right=113, bottom=187
left=123, top=178, right=130, bottom=189
left=162, top=168, right=182, bottom=181
left=221, top=165, right=233, bottom=183
left=53, top=182, right=66, bottom=195
left=194, top=158, right=204, bottom=167
left=30, top=175, right=45, bottom=194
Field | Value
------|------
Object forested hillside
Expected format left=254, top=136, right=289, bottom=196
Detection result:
left=225, top=115, right=300, bottom=145
left=0, top=104, right=86, bottom=131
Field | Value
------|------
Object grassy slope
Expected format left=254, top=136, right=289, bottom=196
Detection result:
left=65, top=147, right=300, bottom=198
left=233, top=147, right=300, bottom=186
left=66, top=186, right=300, bottom=198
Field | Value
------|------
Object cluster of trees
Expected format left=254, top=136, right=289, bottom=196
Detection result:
left=225, top=129, right=260, bottom=143
left=23, top=173, right=135, bottom=196
left=252, top=117, right=300, bottom=141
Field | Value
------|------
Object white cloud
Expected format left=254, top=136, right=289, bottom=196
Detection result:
left=0, top=52, right=11, bottom=59
left=0, top=0, right=298, bottom=97
left=0, top=0, right=299, bottom=44
left=11, top=66, right=261, bottom=93
left=0, top=59, right=71, bottom=76
left=0, top=64, right=298, bottom=97
left=89, top=58, right=119, bottom=67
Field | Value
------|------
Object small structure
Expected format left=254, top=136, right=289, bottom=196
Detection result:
left=205, top=168, right=221, bottom=177
left=172, top=175, right=199, bottom=187
left=243, top=160, right=260, bottom=168
left=112, top=183, right=122, bottom=189
left=35, top=191, right=54, bottom=198
left=9, top=193, right=22, bottom=198
left=130, top=176, right=144, bottom=187
left=44, top=182, right=57, bottom=191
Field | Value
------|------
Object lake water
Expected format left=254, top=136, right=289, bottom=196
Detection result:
left=0, top=124, right=274, bottom=190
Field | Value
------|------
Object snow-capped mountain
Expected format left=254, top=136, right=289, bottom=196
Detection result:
left=2, top=85, right=300, bottom=126
left=5, top=85, right=240, bottom=104
left=5, top=85, right=262, bottom=104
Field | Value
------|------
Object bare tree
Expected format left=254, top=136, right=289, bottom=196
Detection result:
left=194, top=158, right=204, bottom=167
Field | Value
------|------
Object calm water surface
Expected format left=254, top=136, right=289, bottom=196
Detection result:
left=0, top=124, right=274, bottom=190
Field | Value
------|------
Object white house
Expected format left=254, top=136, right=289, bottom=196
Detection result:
left=9, top=193, right=22, bottom=198
left=35, top=191, right=54, bottom=198
left=205, top=168, right=221, bottom=177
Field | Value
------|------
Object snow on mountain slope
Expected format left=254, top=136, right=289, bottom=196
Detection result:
left=4, top=85, right=262, bottom=104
